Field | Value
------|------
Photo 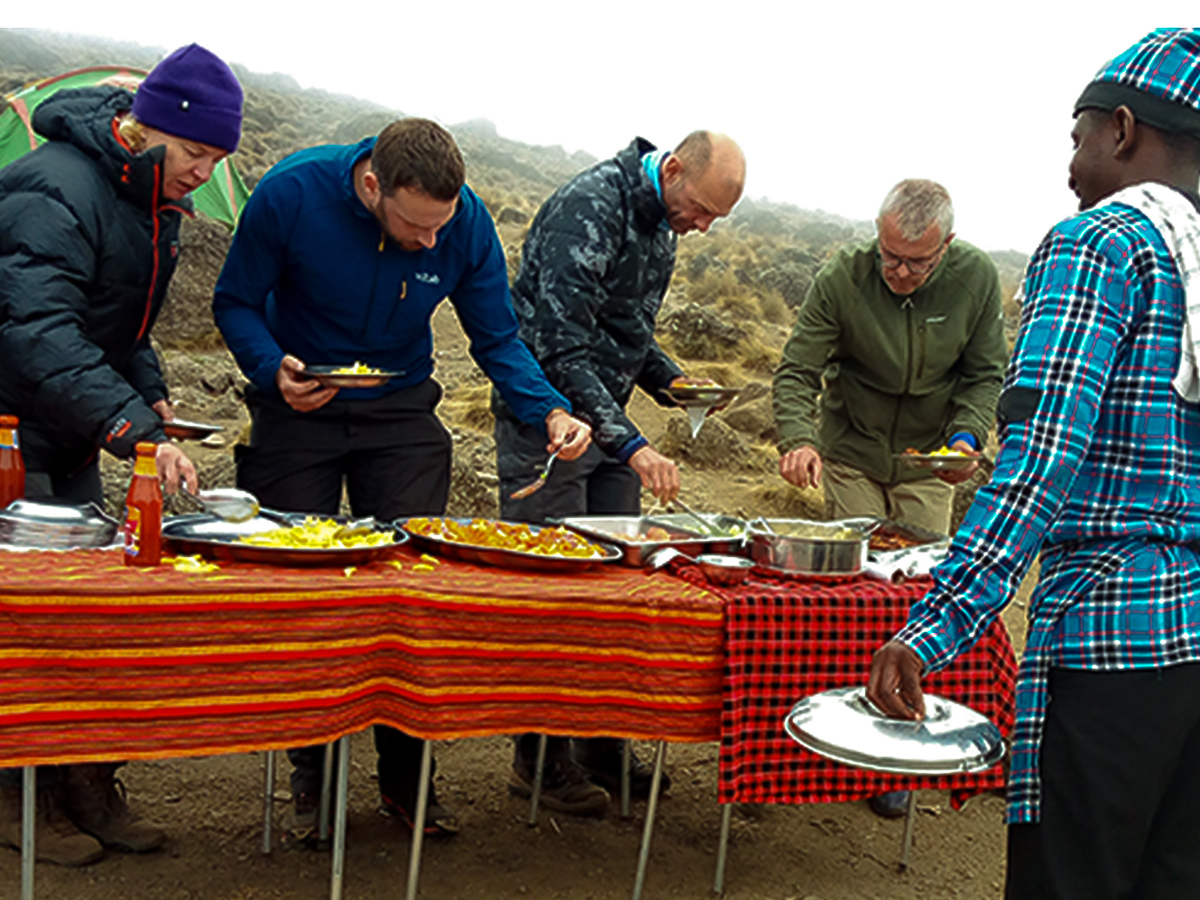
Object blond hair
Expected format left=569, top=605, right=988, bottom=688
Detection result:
left=116, top=113, right=149, bottom=153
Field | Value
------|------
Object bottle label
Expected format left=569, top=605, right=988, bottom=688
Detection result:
left=0, top=428, right=15, bottom=449
left=134, top=453, right=157, bottom=477
left=124, top=506, right=142, bottom=557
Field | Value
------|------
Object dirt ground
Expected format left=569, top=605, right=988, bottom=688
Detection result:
left=6, top=304, right=1039, bottom=899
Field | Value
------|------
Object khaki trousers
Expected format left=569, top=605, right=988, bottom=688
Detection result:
left=823, top=460, right=954, bottom=534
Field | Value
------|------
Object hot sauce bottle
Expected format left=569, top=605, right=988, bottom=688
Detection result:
left=123, top=442, right=162, bottom=567
left=0, top=415, right=24, bottom=509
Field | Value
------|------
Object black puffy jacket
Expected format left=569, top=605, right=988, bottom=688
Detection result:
left=0, top=86, right=186, bottom=477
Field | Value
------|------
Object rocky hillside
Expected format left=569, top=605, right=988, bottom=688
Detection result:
left=2, top=28, right=1023, bottom=525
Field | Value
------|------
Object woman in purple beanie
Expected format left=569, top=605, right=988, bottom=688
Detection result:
left=0, top=44, right=242, bottom=866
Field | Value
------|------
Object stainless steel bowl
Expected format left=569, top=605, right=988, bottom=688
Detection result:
left=748, top=518, right=867, bottom=575
left=697, top=554, right=754, bottom=586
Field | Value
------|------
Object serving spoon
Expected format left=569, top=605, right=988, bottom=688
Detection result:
left=180, top=487, right=261, bottom=523
left=509, top=449, right=561, bottom=501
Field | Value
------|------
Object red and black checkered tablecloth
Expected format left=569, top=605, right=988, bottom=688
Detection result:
left=714, top=570, right=1016, bottom=806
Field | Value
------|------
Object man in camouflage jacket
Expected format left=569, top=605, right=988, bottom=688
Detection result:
left=492, top=131, right=745, bottom=815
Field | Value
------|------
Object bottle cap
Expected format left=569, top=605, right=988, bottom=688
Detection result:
left=134, top=441, right=158, bottom=455
left=0, top=415, right=18, bottom=426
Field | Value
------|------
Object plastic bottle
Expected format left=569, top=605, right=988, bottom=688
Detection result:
left=0, top=415, right=24, bottom=509
left=123, top=442, right=162, bottom=566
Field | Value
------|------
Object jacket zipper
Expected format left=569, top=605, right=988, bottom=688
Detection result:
left=888, top=298, right=915, bottom=473
left=361, top=229, right=384, bottom=337
left=136, top=162, right=162, bottom=342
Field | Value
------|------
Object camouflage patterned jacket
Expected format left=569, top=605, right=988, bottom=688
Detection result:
left=495, top=137, right=683, bottom=459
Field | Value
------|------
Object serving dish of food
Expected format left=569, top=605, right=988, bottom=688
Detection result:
left=400, top=516, right=620, bottom=572
left=747, top=518, right=868, bottom=578
left=162, top=419, right=225, bottom=441
left=557, top=515, right=744, bottom=566
left=163, top=512, right=405, bottom=566
left=303, top=363, right=399, bottom=389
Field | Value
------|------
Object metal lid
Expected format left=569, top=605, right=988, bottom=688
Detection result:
left=783, top=686, right=1005, bottom=776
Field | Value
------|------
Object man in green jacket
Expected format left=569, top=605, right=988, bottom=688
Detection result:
left=773, top=179, right=1006, bottom=820
left=773, top=178, right=1006, bottom=535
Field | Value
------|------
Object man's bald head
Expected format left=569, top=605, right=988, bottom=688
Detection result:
left=661, top=131, right=746, bottom=235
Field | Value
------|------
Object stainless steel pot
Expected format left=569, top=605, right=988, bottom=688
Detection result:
left=748, top=518, right=867, bottom=575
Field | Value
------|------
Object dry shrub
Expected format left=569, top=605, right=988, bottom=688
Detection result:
left=735, top=334, right=779, bottom=376
left=757, top=288, right=790, bottom=325
left=439, top=383, right=494, bottom=434
left=717, top=291, right=760, bottom=323
left=686, top=267, right=742, bottom=307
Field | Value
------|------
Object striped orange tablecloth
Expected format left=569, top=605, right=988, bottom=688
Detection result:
left=0, top=547, right=725, bottom=767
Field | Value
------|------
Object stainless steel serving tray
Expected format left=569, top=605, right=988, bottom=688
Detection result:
left=558, top=515, right=743, bottom=567
left=163, top=512, right=406, bottom=567
left=748, top=518, right=867, bottom=576
left=162, top=419, right=224, bottom=441
left=398, top=517, right=621, bottom=572
left=0, top=499, right=119, bottom=549
left=784, top=686, right=1005, bottom=776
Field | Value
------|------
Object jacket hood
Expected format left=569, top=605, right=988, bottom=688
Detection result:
left=32, top=86, right=187, bottom=213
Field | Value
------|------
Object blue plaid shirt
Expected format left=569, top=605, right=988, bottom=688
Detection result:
left=895, top=194, right=1200, bottom=824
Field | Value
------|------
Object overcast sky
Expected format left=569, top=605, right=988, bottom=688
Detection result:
left=9, top=6, right=1200, bottom=253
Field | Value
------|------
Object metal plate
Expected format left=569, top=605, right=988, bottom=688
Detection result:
left=399, top=517, right=621, bottom=572
left=303, top=365, right=399, bottom=389
left=162, top=419, right=225, bottom=441
left=163, top=512, right=406, bottom=566
left=894, top=452, right=978, bottom=472
left=665, top=385, right=742, bottom=408
left=558, top=515, right=742, bottom=566
left=784, top=686, right=1005, bottom=776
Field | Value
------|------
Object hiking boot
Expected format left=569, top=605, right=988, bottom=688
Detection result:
left=0, top=782, right=104, bottom=867
left=574, top=741, right=671, bottom=799
left=509, top=757, right=609, bottom=816
left=283, top=791, right=319, bottom=845
left=867, top=790, right=911, bottom=819
left=380, top=781, right=459, bottom=836
left=62, top=764, right=165, bottom=852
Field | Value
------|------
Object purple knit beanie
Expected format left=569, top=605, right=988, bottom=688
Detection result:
left=132, top=43, right=243, bottom=152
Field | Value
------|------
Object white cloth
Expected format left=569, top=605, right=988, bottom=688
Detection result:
left=1104, top=183, right=1200, bottom=402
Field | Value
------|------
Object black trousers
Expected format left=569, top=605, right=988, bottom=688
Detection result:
left=496, top=413, right=642, bottom=767
left=1006, top=664, right=1200, bottom=900
left=0, top=462, right=106, bottom=788
left=237, top=381, right=452, bottom=800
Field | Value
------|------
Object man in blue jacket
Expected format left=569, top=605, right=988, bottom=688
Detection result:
left=213, top=117, right=591, bottom=839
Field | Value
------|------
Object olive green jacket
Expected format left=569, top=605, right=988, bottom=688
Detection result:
left=772, top=238, right=1007, bottom=484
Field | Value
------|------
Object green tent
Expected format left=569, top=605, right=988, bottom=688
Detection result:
left=0, top=65, right=249, bottom=229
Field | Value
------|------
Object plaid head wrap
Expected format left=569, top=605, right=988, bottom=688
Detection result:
left=1075, top=28, right=1200, bottom=140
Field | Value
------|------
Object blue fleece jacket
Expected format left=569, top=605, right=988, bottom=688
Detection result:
left=212, top=138, right=569, bottom=429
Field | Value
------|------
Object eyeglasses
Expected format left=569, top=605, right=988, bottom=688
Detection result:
left=877, top=243, right=947, bottom=275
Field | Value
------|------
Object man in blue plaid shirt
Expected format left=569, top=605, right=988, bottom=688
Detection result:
left=868, top=29, right=1200, bottom=900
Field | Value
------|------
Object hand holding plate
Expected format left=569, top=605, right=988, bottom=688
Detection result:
left=867, top=640, right=926, bottom=720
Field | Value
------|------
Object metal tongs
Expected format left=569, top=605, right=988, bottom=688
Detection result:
left=180, top=486, right=261, bottom=523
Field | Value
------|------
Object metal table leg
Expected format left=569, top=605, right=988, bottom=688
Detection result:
left=330, top=735, right=351, bottom=900
left=900, top=790, right=918, bottom=869
left=527, top=733, right=548, bottom=826
left=261, top=750, right=275, bottom=855
left=713, top=802, right=733, bottom=895
left=630, top=740, right=667, bottom=900
left=405, top=741, right=432, bottom=900
left=620, top=740, right=632, bottom=819
left=21, top=765, right=34, bottom=900
left=318, top=741, right=335, bottom=844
